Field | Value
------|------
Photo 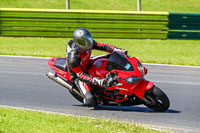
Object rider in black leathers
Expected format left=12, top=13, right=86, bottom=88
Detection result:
left=66, top=28, right=126, bottom=106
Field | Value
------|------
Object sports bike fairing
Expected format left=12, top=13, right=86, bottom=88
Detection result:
left=89, top=52, right=144, bottom=81
left=88, top=52, right=153, bottom=98
left=48, top=57, right=71, bottom=80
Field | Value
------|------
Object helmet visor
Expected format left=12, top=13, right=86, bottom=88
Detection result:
left=76, top=35, right=93, bottom=50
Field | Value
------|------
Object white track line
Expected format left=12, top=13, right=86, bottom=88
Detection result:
left=0, top=55, right=200, bottom=69
left=0, top=55, right=50, bottom=59
left=0, top=105, right=92, bottom=118
left=143, top=63, right=200, bottom=69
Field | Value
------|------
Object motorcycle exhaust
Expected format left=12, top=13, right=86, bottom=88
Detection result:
left=46, top=71, right=83, bottom=97
left=46, top=71, right=73, bottom=90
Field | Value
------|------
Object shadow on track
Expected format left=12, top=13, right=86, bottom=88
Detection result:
left=92, top=105, right=181, bottom=113
left=73, top=104, right=180, bottom=113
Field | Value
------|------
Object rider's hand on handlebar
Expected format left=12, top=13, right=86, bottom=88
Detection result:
left=93, top=72, right=119, bottom=87
left=114, top=48, right=128, bottom=55
left=92, top=78, right=106, bottom=86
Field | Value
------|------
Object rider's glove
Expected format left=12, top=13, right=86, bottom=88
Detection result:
left=92, top=78, right=106, bottom=86
left=92, top=73, right=118, bottom=87
left=113, top=48, right=128, bottom=55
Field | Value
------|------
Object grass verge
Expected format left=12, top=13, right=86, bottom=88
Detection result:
left=0, top=107, right=167, bottom=133
left=0, top=37, right=200, bottom=66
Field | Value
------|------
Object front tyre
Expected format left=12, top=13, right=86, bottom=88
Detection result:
left=143, top=85, right=170, bottom=112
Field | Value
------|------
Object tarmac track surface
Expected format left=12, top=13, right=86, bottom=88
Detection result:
left=0, top=56, right=200, bottom=133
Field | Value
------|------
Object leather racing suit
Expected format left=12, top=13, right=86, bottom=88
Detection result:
left=66, top=39, right=118, bottom=106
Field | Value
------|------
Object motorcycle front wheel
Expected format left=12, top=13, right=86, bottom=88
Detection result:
left=143, top=85, right=170, bottom=112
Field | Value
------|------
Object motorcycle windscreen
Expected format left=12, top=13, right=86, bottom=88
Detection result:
left=105, top=52, right=134, bottom=71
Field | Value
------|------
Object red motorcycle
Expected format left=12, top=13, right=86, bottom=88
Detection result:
left=46, top=52, right=170, bottom=112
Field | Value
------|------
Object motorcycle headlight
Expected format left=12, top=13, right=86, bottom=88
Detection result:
left=124, top=76, right=142, bottom=84
left=137, top=61, right=144, bottom=77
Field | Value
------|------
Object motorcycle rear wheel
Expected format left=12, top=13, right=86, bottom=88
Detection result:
left=143, top=85, right=170, bottom=112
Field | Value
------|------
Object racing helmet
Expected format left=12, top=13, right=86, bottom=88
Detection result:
left=73, top=28, right=93, bottom=50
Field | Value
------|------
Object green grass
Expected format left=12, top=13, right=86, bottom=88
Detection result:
left=0, top=107, right=166, bottom=133
left=1, top=0, right=200, bottom=13
left=0, top=37, right=200, bottom=66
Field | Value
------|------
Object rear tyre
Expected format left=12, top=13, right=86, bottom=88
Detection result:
left=143, top=85, right=170, bottom=112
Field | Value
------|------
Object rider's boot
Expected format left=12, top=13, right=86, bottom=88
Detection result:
left=75, top=79, right=96, bottom=107
left=83, top=91, right=96, bottom=107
